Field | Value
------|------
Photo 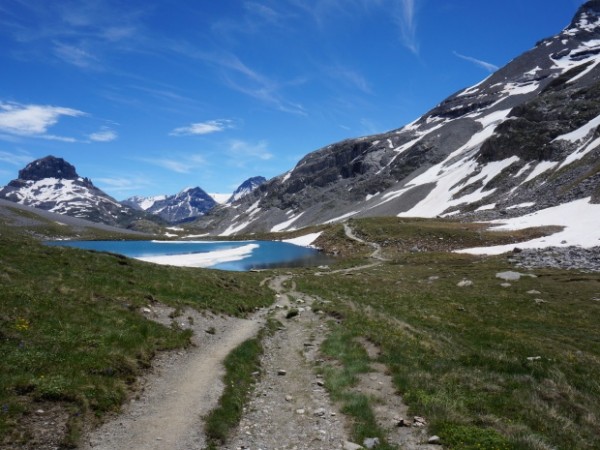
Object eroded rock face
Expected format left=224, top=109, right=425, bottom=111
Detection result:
left=18, top=155, right=79, bottom=182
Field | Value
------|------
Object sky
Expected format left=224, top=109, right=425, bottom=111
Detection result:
left=0, top=0, right=588, bottom=199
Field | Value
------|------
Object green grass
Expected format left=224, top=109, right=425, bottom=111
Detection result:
left=0, top=223, right=272, bottom=446
left=320, top=326, right=396, bottom=449
left=204, top=318, right=281, bottom=449
left=295, top=218, right=600, bottom=450
left=204, top=338, right=263, bottom=448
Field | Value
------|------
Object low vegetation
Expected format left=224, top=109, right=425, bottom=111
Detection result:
left=296, top=218, right=600, bottom=450
left=204, top=318, right=280, bottom=449
left=2, top=209, right=599, bottom=449
left=0, top=222, right=271, bottom=446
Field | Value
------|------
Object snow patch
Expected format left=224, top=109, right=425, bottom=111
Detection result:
left=457, top=198, right=600, bottom=254
left=522, top=161, right=558, bottom=184
left=282, top=232, right=322, bottom=248
left=136, top=243, right=259, bottom=268
left=271, top=212, right=305, bottom=232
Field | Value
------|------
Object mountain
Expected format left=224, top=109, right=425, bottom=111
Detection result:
left=195, top=1, right=600, bottom=236
left=123, top=187, right=216, bottom=223
left=0, top=155, right=146, bottom=227
left=228, top=176, right=267, bottom=203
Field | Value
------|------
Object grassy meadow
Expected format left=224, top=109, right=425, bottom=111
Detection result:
left=0, top=219, right=271, bottom=446
left=1, top=207, right=599, bottom=450
left=296, top=218, right=600, bottom=450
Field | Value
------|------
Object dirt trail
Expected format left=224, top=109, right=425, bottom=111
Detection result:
left=82, top=308, right=267, bottom=450
left=82, top=228, right=436, bottom=449
left=225, top=276, right=351, bottom=449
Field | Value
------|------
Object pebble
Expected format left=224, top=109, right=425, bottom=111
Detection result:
left=457, top=279, right=473, bottom=287
left=277, top=369, right=287, bottom=376
left=428, top=435, right=442, bottom=444
left=363, top=437, right=380, bottom=449
left=295, top=408, right=305, bottom=415
left=285, top=395, right=293, bottom=402
left=343, top=441, right=364, bottom=450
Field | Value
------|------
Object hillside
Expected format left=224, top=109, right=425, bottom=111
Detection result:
left=194, top=1, right=600, bottom=237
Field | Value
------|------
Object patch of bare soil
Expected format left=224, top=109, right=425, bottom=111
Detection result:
left=225, top=276, right=351, bottom=450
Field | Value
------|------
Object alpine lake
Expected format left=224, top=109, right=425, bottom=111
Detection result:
left=45, top=239, right=334, bottom=271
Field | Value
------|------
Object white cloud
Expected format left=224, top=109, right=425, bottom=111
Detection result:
left=228, top=139, right=273, bottom=162
left=89, top=128, right=118, bottom=142
left=96, top=175, right=152, bottom=195
left=395, top=0, right=419, bottom=55
left=141, top=154, right=207, bottom=174
left=53, top=41, right=99, bottom=69
left=328, top=65, right=372, bottom=94
left=170, top=119, right=234, bottom=136
left=453, top=51, right=499, bottom=73
left=0, top=101, right=86, bottom=137
left=0, top=150, right=32, bottom=166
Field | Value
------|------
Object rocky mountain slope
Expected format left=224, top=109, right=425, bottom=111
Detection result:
left=197, top=1, right=600, bottom=236
left=123, top=187, right=216, bottom=223
left=0, top=156, right=146, bottom=227
left=228, top=176, right=267, bottom=203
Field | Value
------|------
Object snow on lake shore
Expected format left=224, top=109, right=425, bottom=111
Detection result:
left=136, top=243, right=259, bottom=268
left=457, top=198, right=600, bottom=255
left=282, top=232, right=322, bottom=248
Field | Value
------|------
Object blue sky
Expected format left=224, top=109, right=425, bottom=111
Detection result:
left=0, top=0, right=587, bottom=198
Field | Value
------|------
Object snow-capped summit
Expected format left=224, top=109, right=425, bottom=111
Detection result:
left=123, top=186, right=216, bottom=223
left=228, top=176, right=266, bottom=203
left=0, top=155, right=142, bottom=226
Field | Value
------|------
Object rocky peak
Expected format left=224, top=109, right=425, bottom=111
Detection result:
left=18, top=155, right=79, bottom=182
left=565, top=1, right=600, bottom=34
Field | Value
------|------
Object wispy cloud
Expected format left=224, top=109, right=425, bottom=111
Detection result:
left=0, top=101, right=85, bottom=140
left=327, top=65, right=372, bottom=94
left=170, top=119, right=234, bottom=136
left=453, top=51, right=499, bottom=73
left=96, top=175, right=152, bottom=196
left=227, top=139, right=273, bottom=167
left=140, top=154, right=207, bottom=174
left=53, top=41, right=99, bottom=69
left=395, top=0, right=419, bottom=55
left=89, top=128, right=118, bottom=142
left=0, top=149, right=32, bottom=166
left=215, top=52, right=307, bottom=115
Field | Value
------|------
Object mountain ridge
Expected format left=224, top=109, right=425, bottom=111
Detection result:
left=189, top=1, right=600, bottom=236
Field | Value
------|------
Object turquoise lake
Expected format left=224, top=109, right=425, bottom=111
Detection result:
left=45, top=240, right=333, bottom=271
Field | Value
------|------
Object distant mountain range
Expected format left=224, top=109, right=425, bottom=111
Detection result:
left=1, top=2, right=599, bottom=236
left=0, top=156, right=265, bottom=226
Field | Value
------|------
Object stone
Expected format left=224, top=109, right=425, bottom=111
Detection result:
left=526, top=356, right=542, bottom=361
left=413, top=416, right=427, bottom=427
left=534, top=298, right=548, bottom=305
left=527, top=290, right=541, bottom=295
left=295, top=408, right=305, bottom=415
left=277, top=369, right=287, bottom=376
left=395, top=417, right=409, bottom=427
left=457, top=279, right=473, bottom=287
left=496, top=271, right=522, bottom=281
left=500, top=282, right=511, bottom=288
left=428, top=435, right=442, bottom=444
left=363, top=437, right=380, bottom=449
left=343, top=441, right=364, bottom=450
left=314, top=408, right=326, bottom=417
left=285, top=395, right=293, bottom=402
